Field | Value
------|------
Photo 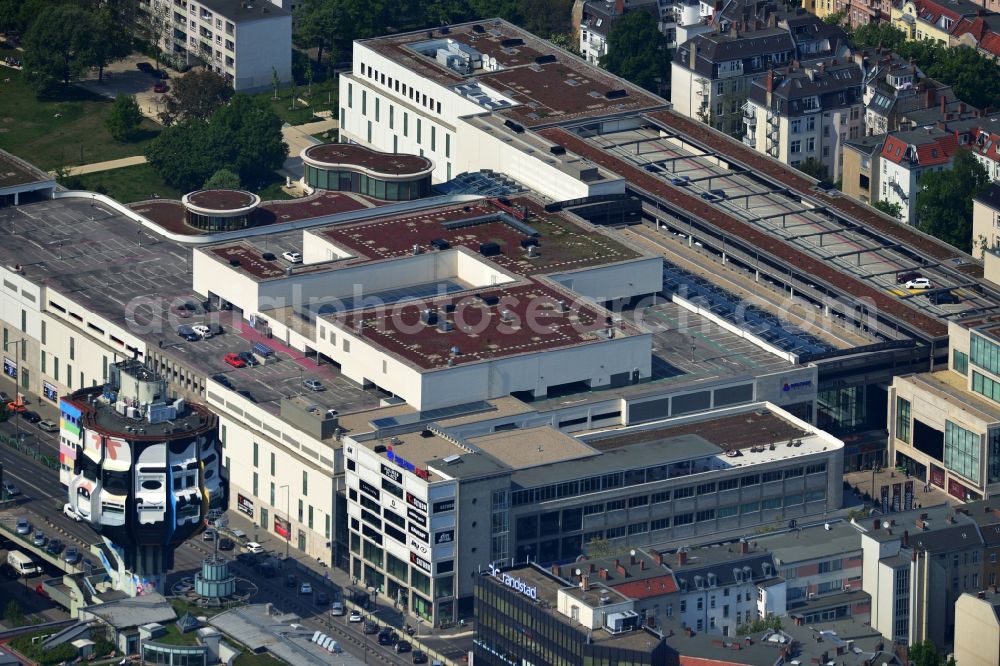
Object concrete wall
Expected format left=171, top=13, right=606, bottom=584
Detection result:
left=973, top=195, right=1000, bottom=257
left=232, top=15, right=292, bottom=91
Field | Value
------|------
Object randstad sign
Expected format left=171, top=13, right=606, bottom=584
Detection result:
left=489, top=564, right=538, bottom=600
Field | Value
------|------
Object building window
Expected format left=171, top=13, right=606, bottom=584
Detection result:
left=348, top=83, right=353, bottom=109
left=298, top=499, right=304, bottom=523
left=253, top=442, right=259, bottom=467
left=954, top=350, right=969, bottom=376
left=270, top=483, right=275, bottom=506
left=896, top=397, right=911, bottom=444
left=791, top=140, right=802, bottom=154
left=270, top=452, right=275, bottom=476
left=303, top=470, right=308, bottom=497
left=791, top=119, right=802, bottom=133
left=445, top=133, right=451, bottom=158
left=375, top=97, right=380, bottom=122
left=253, top=472, right=258, bottom=497
left=944, top=420, right=981, bottom=483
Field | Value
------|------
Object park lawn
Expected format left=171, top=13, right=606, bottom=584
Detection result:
left=70, top=163, right=185, bottom=203
left=0, top=47, right=160, bottom=171
left=253, top=78, right=338, bottom=126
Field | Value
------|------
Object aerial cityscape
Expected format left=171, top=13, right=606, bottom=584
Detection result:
left=2, top=0, right=1000, bottom=664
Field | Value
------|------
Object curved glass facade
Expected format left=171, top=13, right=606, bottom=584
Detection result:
left=305, top=164, right=431, bottom=201
left=185, top=211, right=254, bottom=232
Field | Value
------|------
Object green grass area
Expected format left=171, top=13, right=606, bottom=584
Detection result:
left=252, top=79, right=338, bottom=126
left=169, top=597, right=224, bottom=619
left=10, top=629, right=85, bottom=664
left=0, top=47, right=160, bottom=171
left=233, top=651, right=286, bottom=666
left=153, top=623, right=202, bottom=647
left=255, top=172, right=294, bottom=202
left=66, top=162, right=184, bottom=203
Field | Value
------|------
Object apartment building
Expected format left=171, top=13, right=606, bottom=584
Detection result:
left=842, top=134, right=884, bottom=203
left=812, top=0, right=887, bottom=27
left=672, top=10, right=849, bottom=135
left=891, top=0, right=984, bottom=44
left=877, top=125, right=959, bottom=224
left=756, top=521, right=868, bottom=621
left=862, top=504, right=991, bottom=648
left=951, top=12, right=1000, bottom=60
left=574, top=0, right=669, bottom=64
left=743, top=60, right=864, bottom=182
left=861, top=52, right=958, bottom=136
left=141, top=0, right=291, bottom=91
left=974, top=183, right=1000, bottom=251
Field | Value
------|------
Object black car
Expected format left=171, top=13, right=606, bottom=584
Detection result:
left=238, top=351, right=259, bottom=366
left=236, top=552, right=260, bottom=566
left=21, top=411, right=41, bottom=424
left=177, top=325, right=199, bottom=341
left=896, top=271, right=922, bottom=285
left=377, top=629, right=398, bottom=646
left=46, top=538, right=64, bottom=554
left=316, top=591, right=329, bottom=605
left=395, top=640, right=411, bottom=654
left=363, top=621, right=379, bottom=635
left=285, top=574, right=297, bottom=588
left=136, top=62, right=154, bottom=73
left=212, top=374, right=234, bottom=389
left=256, top=562, right=276, bottom=578
left=930, top=290, right=960, bottom=305
left=218, top=537, right=235, bottom=551
left=411, top=651, right=428, bottom=664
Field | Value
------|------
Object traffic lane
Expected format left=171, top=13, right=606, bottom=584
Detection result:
left=0, top=441, right=63, bottom=502
left=0, top=417, right=59, bottom=457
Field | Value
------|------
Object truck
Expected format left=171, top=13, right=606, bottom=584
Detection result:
left=7, top=550, right=41, bottom=576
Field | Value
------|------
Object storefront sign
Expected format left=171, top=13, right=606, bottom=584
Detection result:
left=434, top=530, right=454, bottom=545
left=381, top=463, right=403, bottom=485
left=408, top=523, right=429, bottom=543
left=891, top=483, right=901, bottom=512
left=43, top=381, right=58, bottom=402
left=360, top=479, right=380, bottom=500
left=237, top=494, right=254, bottom=518
left=433, top=499, right=455, bottom=514
left=949, top=478, right=969, bottom=501
left=409, top=538, right=427, bottom=554
left=274, top=516, right=291, bottom=539
left=410, top=552, right=432, bottom=574
left=488, top=564, right=538, bottom=600
left=904, top=481, right=914, bottom=511
left=782, top=379, right=812, bottom=392
left=406, top=492, right=427, bottom=513
left=930, top=465, right=945, bottom=488
left=3, top=357, right=15, bottom=378
left=407, top=507, right=426, bottom=526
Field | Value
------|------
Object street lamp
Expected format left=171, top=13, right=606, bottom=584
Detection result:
left=279, top=484, right=290, bottom=564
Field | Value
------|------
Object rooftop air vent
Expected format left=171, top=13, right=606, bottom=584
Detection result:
left=535, top=54, right=557, bottom=64
left=229, top=258, right=241, bottom=267
left=501, top=38, right=525, bottom=48
left=549, top=145, right=566, bottom=155
left=478, top=241, right=502, bottom=257
left=443, top=454, right=462, bottom=465
left=503, top=119, right=525, bottom=134
left=430, top=238, right=451, bottom=250
left=438, top=320, right=454, bottom=332
left=605, top=89, right=628, bottom=100
left=441, top=303, right=457, bottom=314
left=374, top=445, right=387, bottom=453
left=472, top=24, right=486, bottom=33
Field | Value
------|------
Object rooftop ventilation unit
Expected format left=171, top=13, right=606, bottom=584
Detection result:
left=478, top=242, right=502, bottom=257
left=472, top=24, right=486, bottom=33
left=437, top=320, right=454, bottom=333
left=535, top=54, right=557, bottom=64
left=549, top=145, right=566, bottom=155
left=420, top=309, right=439, bottom=325
left=430, top=238, right=451, bottom=250
left=605, top=89, right=629, bottom=100
left=503, top=119, right=525, bottom=134
left=229, top=258, right=241, bottom=267
left=443, top=454, right=462, bottom=465
left=501, top=38, right=525, bottom=48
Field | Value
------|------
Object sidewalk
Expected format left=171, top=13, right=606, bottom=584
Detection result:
left=52, top=155, right=147, bottom=177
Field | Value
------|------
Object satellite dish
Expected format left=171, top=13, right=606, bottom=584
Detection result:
left=575, top=568, right=582, bottom=576
left=882, top=520, right=891, bottom=529
left=630, top=549, right=636, bottom=557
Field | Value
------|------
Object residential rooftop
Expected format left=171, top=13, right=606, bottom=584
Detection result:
left=360, top=19, right=665, bottom=127
left=753, top=520, right=862, bottom=565
left=195, top=0, right=291, bottom=22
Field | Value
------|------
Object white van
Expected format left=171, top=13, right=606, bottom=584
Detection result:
left=7, top=550, right=40, bottom=576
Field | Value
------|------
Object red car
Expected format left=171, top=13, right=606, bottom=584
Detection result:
left=224, top=353, right=246, bottom=368
left=153, top=81, right=168, bottom=93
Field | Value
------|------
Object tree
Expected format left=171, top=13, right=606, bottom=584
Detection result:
left=795, top=157, right=828, bottom=181
left=916, top=150, right=990, bottom=252
left=906, top=641, right=951, bottom=666
left=599, top=10, right=668, bottom=94
left=146, top=120, right=218, bottom=191
left=160, top=70, right=234, bottom=125
left=872, top=199, right=903, bottom=220
left=89, top=6, right=132, bottom=81
left=3, top=599, right=24, bottom=627
left=136, top=0, right=171, bottom=70
left=22, top=4, right=98, bottom=89
left=203, top=168, right=242, bottom=190
left=105, top=95, right=143, bottom=141
left=850, top=22, right=906, bottom=51
left=548, top=32, right=580, bottom=56
left=469, top=0, right=523, bottom=23
left=426, top=0, right=466, bottom=26
left=519, top=0, right=571, bottom=37
left=823, top=10, right=847, bottom=26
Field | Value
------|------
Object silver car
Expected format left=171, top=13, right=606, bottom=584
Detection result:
left=302, top=379, right=325, bottom=392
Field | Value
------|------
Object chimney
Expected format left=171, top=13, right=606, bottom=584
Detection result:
left=916, top=518, right=926, bottom=530
left=630, top=552, right=637, bottom=566
left=925, top=88, right=934, bottom=107
left=599, top=567, right=610, bottom=580
left=960, top=102, right=967, bottom=114
left=766, top=68, right=775, bottom=92
left=551, top=564, right=561, bottom=576
left=651, top=549, right=663, bottom=566
left=678, top=550, right=688, bottom=566
left=589, top=562, right=596, bottom=573
left=640, top=559, right=647, bottom=571
left=941, top=96, right=947, bottom=114
left=740, top=540, right=749, bottom=554
left=873, top=519, right=881, bottom=531
left=902, top=530, right=909, bottom=547
left=616, top=563, right=628, bottom=577
left=582, top=574, right=591, bottom=591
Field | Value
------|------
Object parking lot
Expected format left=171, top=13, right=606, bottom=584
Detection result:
left=590, top=126, right=991, bottom=319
